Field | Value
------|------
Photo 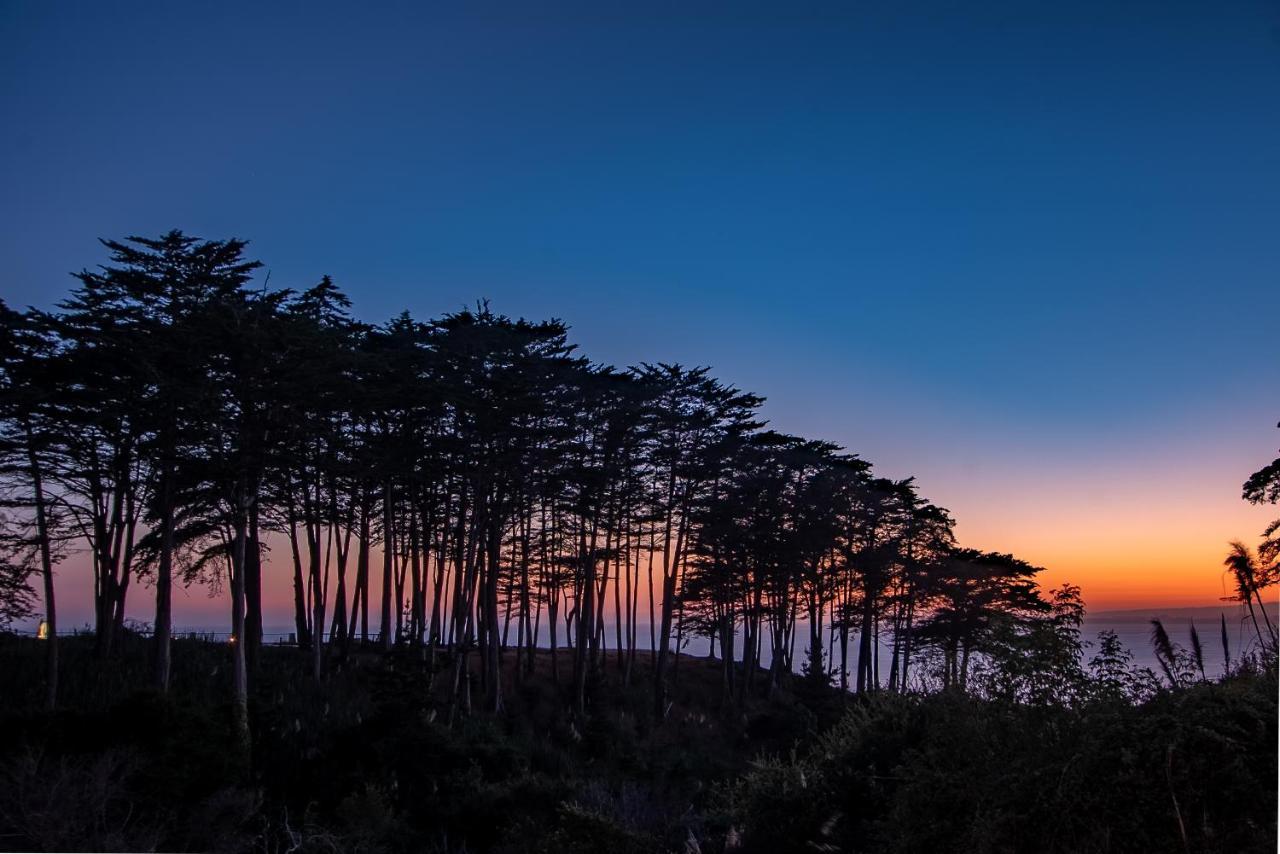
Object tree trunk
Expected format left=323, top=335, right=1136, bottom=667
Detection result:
left=856, top=590, right=874, bottom=693
left=311, top=525, right=326, bottom=682
left=153, top=463, right=175, bottom=692
left=485, top=511, right=503, bottom=713
left=26, top=433, right=58, bottom=711
left=230, top=500, right=251, bottom=749
left=380, top=480, right=394, bottom=651
left=245, top=502, right=263, bottom=672
left=287, top=499, right=311, bottom=649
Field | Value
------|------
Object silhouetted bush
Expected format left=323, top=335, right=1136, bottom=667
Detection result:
left=0, top=635, right=1273, bottom=852
left=720, top=672, right=1277, bottom=853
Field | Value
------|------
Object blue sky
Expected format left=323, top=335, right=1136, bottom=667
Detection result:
left=3, top=1, right=1278, bottom=609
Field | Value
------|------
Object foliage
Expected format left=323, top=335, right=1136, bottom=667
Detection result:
left=721, top=669, right=1278, bottom=853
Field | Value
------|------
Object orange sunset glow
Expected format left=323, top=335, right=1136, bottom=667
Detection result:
left=938, top=453, right=1277, bottom=610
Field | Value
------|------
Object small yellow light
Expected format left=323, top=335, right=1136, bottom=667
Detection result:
left=36, top=620, right=49, bottom=640
left=228, top=633, right=237, bottom=645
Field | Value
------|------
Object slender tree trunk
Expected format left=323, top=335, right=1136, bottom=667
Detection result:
left=857, top=586, right=874, bottom=693
left=410, top=510, right=424, bottom=646
left=900, top=595, right=916, bottom=691
left=245, top=502, right=263, bottom=672
left=429, top=506, right=448, bottom=662
left=95, top=460, right=130, bottom=658
left=485, top=510, right=503, bottom=713
left=653, top=480, right=687, bottom=718
left=230, top=500, right=250, bottom=749
left=330, top=519, right=351, bottom=648
left=613, top=535, right=625, bottom=672
left=380, top=480, right=394, bottom=651
left=287, top=498, right=311, bottom=649
left=352, top=496, right=371, bottom=644
left=574, top=493, right=604, bottom=717
left=153, top=463, right=175, bottom=692
left=112, top=502, right=136, bottom=641
left=311, top=517, right=326, bottom=682
left=26, top=433, right=58, bottom=711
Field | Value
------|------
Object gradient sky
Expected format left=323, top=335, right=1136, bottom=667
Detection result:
left=2, top=1, right=1278, bottom=622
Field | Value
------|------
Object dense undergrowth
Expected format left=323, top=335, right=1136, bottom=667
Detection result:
left=0, top=632, right=1274, bottom=853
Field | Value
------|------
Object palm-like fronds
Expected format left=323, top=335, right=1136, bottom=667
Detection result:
left=1150, top=619, right=1180, bottom=688
left=1223, top=541, right=1259, bottom=601
left=1222, top=541, right=1274, bottom=648
left=1220, top=612, right=1231, bottom=676
left=1188, top=621, right=1205, bottom=681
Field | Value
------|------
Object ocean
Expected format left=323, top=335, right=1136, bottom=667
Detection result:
left=21, top=603, right=1278, bottom=685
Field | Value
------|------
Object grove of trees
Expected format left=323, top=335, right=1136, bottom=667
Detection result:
left=0, top=231, right=1121, bottom=727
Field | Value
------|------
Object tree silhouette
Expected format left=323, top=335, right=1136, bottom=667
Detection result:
left=0, top=301, right=64, bottom=708
left=0, top=230, right=1130, bottom=737
left=1242, top=422, right=1280, bottom=595
left=1223, top=541, right=1277, bottom=649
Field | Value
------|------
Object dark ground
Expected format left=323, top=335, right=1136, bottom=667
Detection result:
left=0, top=632, right=1274, bottom=853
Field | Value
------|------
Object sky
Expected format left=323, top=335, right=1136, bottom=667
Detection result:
left=2, top=0, right=1278, bottom=623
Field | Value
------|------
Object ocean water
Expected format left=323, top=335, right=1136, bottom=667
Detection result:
left=21, top=604, right=1278, bottom=686
left=1082, top=605, right=1278, bottom=677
